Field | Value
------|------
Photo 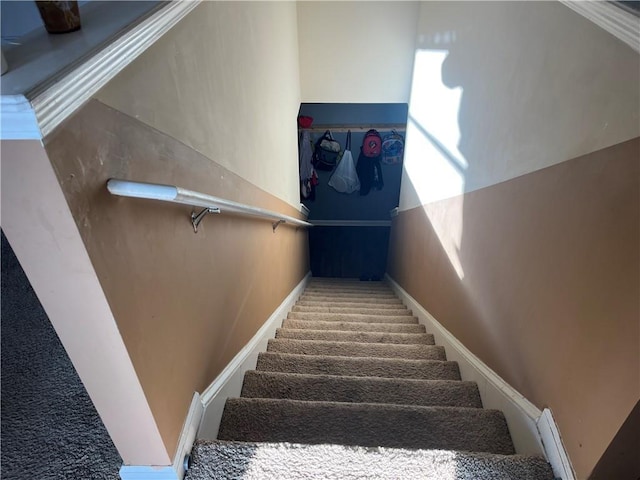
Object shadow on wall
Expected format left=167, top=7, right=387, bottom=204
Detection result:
left=394, top=2, right=640, bottom=479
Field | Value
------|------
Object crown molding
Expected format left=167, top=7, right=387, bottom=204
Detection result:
left=559, top=1, right=640, bottom=53
left=1, top=1, right=201, bottom=140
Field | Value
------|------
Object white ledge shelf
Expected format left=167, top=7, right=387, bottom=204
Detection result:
left=1, top=0, right=200, bottom=140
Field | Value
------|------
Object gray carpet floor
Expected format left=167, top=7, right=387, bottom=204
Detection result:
left=1, top=232, right=121, bottom=480
left=187, top=278, right=555, bottom=479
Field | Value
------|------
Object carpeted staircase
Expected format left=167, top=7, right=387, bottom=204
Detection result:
left=186, top=278, right=556, bottom=479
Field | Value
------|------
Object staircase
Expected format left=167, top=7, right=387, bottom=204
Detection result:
left=186, top=278, right=555, bottom=479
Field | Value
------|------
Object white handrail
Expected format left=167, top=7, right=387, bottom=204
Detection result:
left=107, top=179, right=312, bottom=232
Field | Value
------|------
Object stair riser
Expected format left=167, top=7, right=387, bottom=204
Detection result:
left=292, top=306, right=412, bottom=315
left=299, top=296, right=403, bottom=305
left=241, top=371, right=482, bottom=408
left=281, top=319, right=427, bottom=334
left=302, top=292, right=399, bottom=299
left=304, top=288, right=394, bottom=295
left=218, top=398, right=515, bottom=455
left=267, top=339, right=446, bottom=360
left=296, top=301, right=405, bottom=309
left=288, top=312, right=418, bottom=324
left=275, top=328, right=435, bottom=345
left=256, top=353, right=462, bottom=380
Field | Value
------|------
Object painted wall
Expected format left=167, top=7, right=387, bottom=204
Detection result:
left=95, top=1, right=302, bottom=208
left=19, top=1, right=308, bottom=462
left=297, top=1, right=419, bottom=103
left=389, top=2, right=640, bottom=478
left=1, top=140, right=170, bottom=466
left=44, top=99, right=309, bottom=459
left=298, top=103, right=406, bottom=221
left=400, top=1, right=640, bottom=210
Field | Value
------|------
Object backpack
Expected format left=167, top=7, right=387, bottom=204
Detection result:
left=312, top=130, right=341, bottom=171
left=381, top=130, right=404, bottom=165
left=361, top=129, right=382, bottom=157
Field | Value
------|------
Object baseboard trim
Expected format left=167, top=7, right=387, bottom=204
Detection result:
left=119, top=393, right=204, bottom=480
left=385, top=274, right=575, bottom=478
left=197, top=273, right=311, bottom=439
left=538, top=408, right=577, bottom=480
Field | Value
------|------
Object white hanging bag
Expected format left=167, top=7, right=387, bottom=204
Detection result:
left=328, top=130, right=360, bottom=194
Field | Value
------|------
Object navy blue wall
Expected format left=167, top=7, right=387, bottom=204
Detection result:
left=299, top=103, right=407, bottom=221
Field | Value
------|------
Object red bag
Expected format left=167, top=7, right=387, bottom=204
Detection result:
left=362, top=129, right=382, bottom=157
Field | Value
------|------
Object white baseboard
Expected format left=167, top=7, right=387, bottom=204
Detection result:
left=386, top=275, right=575, bottom=478
left=538, top=408, right=577, bottom=480
left=197, top=273, right=311, bottom=440
left=119, top=393, right=204, bottom=480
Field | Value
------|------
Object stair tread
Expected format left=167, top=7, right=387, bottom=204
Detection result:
left=275, top=328, right=434, bottom=345
left=288, top=312, right=418, bottom=324
left=267, top=338, right=446, bottom=360
left=189, top=441, right=555, bottom=480
left=241, top=371, right=482, bottom=408
left=281, top=319, right=427, bottom=333
left=218, top=398, right=515, bottom=455
left=256, top=352, right=461, bottom=380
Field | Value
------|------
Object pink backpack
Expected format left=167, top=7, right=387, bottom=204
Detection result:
left=362, top=129, right=382, bottom=157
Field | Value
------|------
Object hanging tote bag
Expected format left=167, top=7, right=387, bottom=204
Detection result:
left=312, top=130, right=341, bottom=171
left=328, top=131, right=360, bottom=194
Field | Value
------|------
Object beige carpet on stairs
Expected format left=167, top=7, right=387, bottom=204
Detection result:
left=186, top=278, right=556, bottom=480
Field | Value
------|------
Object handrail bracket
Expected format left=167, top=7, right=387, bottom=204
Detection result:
left=191, top=207, right=220, bottom=233
left=272, top=219, right=286, bottom=232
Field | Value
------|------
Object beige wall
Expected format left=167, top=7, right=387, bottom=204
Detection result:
left=389, top=139, right=639, bottom=479
left=1, top=140, right=170, bottom=466
left=96, top=1, right=302, bottom=208
left=391, top=2, right=640, bottom=478
left=15, top=1, right=309, bottom=460
left=296, top=1, right=419, bottom=103
left=44, top=99, right=309, bottom=458
left=401, top=1, right=640, bottom=210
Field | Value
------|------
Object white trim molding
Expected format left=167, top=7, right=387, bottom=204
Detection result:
left=0, top=95, right=42, bottom=140
left=559, top=0, right=640, bottom=53
left=538, top=408, right=577, bottom=480
left=120, top=393, right=204, bottom=480
left=386, top=274, right=576, bottom=478
left=311, top=220, right=392, bottom=227
left=1, top=1, right=200, bottom=141
left=197, top=273, right=311, bottom=439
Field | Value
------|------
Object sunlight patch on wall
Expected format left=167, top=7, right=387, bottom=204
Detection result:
left=400, top=47, right=468, bottom=279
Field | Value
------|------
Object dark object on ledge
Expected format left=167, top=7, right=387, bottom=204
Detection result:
left=36, top=1, right=82, bottom=34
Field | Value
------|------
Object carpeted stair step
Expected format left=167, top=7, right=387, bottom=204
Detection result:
left=307, top=279, right=387, bottom=286
left=303, top=288, right=394, bottom=295
left=275, top=328, right=434, bottom=345
left=288, top=312, right=418, bottom=324
left=186, top=441, right=555, bottom=480
left=296, top=300, right=406, bottom=309
left=292, top=305, right=412, bottom=315
left=282, top=319, right=427, bottom=334
left=302, top=291, right=398, bottom=299
left=267, top=338, right=445, bottom=360
left=299, top=295, right=403, bottom=305
left=306, top=282, right=393, bottom=292
left=256, top=352, right=461, bottom=380
left=241, top=371, right=482, bottom=408
left=217, top=398, right=515, bottom=455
